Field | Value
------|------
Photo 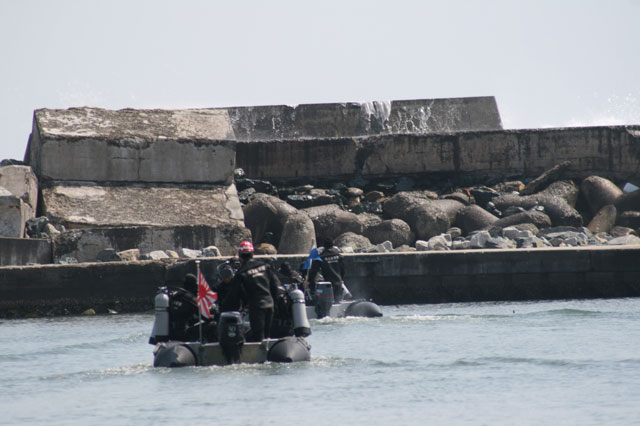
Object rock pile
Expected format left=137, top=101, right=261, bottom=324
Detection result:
left=238, top=163, right=640, bottom=254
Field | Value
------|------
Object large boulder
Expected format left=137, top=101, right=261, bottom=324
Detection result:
left=520, top=161, right=571, bottom=195
left=382, top=191, right=434, bottom=219
left=243, top=193, right=298, bottom=245
left=581, top=176, right=623, bottom=215
left=490, top=210, right=552, bottom=230
left=455, top=204, right=499, bottom=235
left=334, top=232, right=374, bottom=253
left=587, top=205, right=617, bottom=234
left=431, top=199, right=466, bottom=226
left=307, top=208, right=363, bottom=243
left=615, top=189, right=640, bottom=213
left=363, top=218, right=415, bottom=247
left=301, top=204, right=342, bottom=222
left=408, top=204, right=450, bottom=241
left=358, top=212, right=384, bottom=231
left=539, top=180, right=579, bottom=207
left=383, top=192, right=449, bottom=240
left=278, top=213, right=316, bottom=254
left=491, top=193, right=582, bottom=227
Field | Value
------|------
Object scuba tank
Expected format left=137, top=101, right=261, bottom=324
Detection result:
left=289, top=286, right=311, bottom=337
left=149, top=289, right=170, bottom=344
left=314, top=281, right=334, bottom=319
left=217, top=311, right=245, bottom=364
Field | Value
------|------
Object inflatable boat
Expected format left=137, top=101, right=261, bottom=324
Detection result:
left=149, top=285, right=312, bottom=367
left=152, top=336, right=312, bottom=367
left=307, top=281, right=383, bottom=319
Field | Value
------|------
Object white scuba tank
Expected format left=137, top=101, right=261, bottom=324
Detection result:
left=149, top=291, right=170, bottom=344
left=289, top=287, right=311, bottom=337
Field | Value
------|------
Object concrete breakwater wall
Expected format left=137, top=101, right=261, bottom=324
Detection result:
left=237, top=126, right=640, bottom=185
left=8, top=97, right=502, bottom=263
left=1, top=246, right=639, bottom=318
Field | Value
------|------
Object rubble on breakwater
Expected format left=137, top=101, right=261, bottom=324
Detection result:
left=235, top=165, right=640, bottom=257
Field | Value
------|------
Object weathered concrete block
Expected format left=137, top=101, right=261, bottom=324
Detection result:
left=41, top=182, right=245, bottom=230
left=386, top=97, right=503, bottom=133
left=0, top=192, right=30, bottom=237
left=227, top=97, right=502, bottom=141
left=27, top=108, right=236, bottom=184
left=0, top=237, right=51, bottom=265
left=0, top=165, right=38, bottom=210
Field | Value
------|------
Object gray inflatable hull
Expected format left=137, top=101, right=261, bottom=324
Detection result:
left=306, top=300, right=383, bottom=319
left=153, top=337, right=311, bottom=367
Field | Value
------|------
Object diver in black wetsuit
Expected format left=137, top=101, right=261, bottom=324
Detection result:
left=308, top=239, right=346, bottom=302
left=220, top=241, right=282, bottom=342
left=168, top=273, right=200, bottom=341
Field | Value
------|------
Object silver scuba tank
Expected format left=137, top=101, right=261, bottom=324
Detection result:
left=149, top=291, right=170, bottom=344
left=289, top=287, right=311, bottom=337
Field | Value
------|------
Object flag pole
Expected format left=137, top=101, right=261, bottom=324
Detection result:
left=196, top=260, right=203, bottom=344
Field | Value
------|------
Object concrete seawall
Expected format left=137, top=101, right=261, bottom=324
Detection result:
left=237, top=126, right=640, bottom=185
left=1, top=246, right=638, bottom=318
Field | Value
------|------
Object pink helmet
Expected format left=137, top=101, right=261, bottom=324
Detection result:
left=238, top=240, right=254, bottom=254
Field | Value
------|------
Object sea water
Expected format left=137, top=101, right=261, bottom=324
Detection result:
left=2, top=298, right=640, bottom=426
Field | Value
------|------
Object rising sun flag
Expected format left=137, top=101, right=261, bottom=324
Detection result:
left=197, top=269, right=217, bottom=319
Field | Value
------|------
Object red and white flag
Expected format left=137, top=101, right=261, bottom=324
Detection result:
left=197, top=269, right=217, bottom=319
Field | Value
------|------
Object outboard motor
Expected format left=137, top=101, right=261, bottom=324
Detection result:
left=315, top=282, right=334, bottom=319
left=149, top=289, right=170, bottom=344
left=217, top=311, right=245, bottom=364
left=289, top=287, right=311, bottom=337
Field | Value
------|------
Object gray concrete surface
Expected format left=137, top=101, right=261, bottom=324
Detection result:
left=237, top=125, right=640, bottom=185
left=0, top=237, right=51, bottom=266
left=1, top=246, right=638, bottom=317
left=41, top=182, right=244, bottom=229
left=225, top=97, right=503, bottom=140
left=26, top=108, right=236, bottom=184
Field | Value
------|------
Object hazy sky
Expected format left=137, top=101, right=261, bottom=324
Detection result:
left=1, top=0, right=639, bottom=161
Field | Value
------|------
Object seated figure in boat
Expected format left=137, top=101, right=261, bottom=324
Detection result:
left=165, top=273, right=216, bottom=342
left=165, top=273, right=200, bottom=341
left=308, top=239, right=347, bottom=303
